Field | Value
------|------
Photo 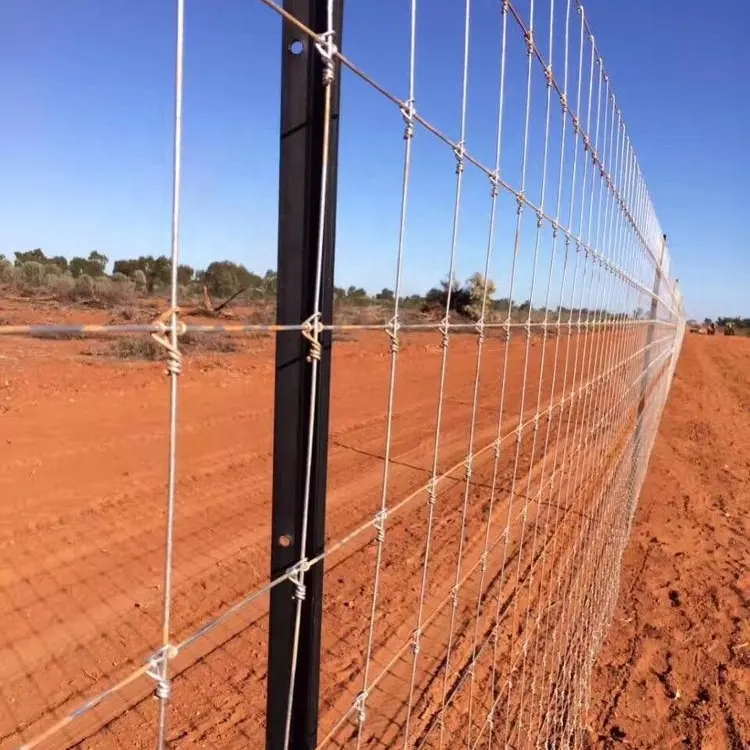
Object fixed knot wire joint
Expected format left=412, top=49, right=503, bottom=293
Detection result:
left=438, top=319, right=450, bottom=349
left=147, top=644, right=178, bottom=702
left=400, top=98, right=416, bottom=140
left=314, top=30, right=337, bottom=85
left=301, top=313, right=324, bottom=363
left=489, top=171, right=500, bottom=199
left=386, top=316, right=400, bottom=354
left=290, top=559, right=311, bottom=602
left=151, top=307, right=186, bottom=377
left=373, top=509, right=388, bottom=543
left=452, top=141, right=466, bottom=174
left=474, top=317, right=485, bottom=344
left=353, top=691, right=368, bottom=725
left=515, top=191, right=525, bottom=215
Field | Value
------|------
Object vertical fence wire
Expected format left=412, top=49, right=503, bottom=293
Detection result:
left=154, top=1, right=186, bottom=746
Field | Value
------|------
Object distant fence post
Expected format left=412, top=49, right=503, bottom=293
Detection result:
left=266, top=1, right=344, bottom=749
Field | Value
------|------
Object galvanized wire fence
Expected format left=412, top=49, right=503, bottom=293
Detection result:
left=0, top=0, right=684, bottom=748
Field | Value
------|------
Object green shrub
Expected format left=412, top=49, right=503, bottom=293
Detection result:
left=44, top=264, right=63, bottom=280
left=105, top=337, right=165, bottom=360
left=94, top=277, right=135, bottom=306
left=46, top=274, right=76, bottom=299
left=132, top=269, right=147, bottom=293
left=111, top=271, right=129, bottom=283
left=0, top=259, right=14, bottom=283
left=21, top=261, right=46, bottom=287
left=75, top=273, right=95, bottom=298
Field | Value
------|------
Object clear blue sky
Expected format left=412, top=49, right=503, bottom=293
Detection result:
left=0, top=0, right=746, bottom=319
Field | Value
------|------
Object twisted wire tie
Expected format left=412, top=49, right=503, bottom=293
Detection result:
left=373, top=509, right=387, bottom=543
left=146, top=644, right=178, bottom=702
left=475, top=317, right=485, bottom=345
left=464, top=457, right=473, bottom=482
left=411, top=629, right=421, bottom=655
left=386, top=316, right=400, bottom=354
left=291, top=559, right=311, bottom=601
left=489, top=171, right=500, bottom=198
left=302, top=313, right=323, bottom=362
left=438, top=320, right=450, bottom=349
left=400, top=98, right=415, bottom=140
left=314, top=30, right=337, bottom=85
left=524, top=28, right=534, bottom=55
left=427, top=479, right=438, bottom=506
left=151, top=307, right=185, bottom=377
left=354, top=691, right=368, bottom=725
left=453, top=141, right=466, bottom=174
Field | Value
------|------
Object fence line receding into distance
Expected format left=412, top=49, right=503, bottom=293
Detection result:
left=1, top=1, right=685, bottom=749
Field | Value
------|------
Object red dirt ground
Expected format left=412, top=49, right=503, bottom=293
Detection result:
left=588, top=334, right=750, bottom=748
left=0, top=299, right=746, bottom=749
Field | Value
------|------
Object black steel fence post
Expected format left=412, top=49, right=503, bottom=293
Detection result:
left=267, top=1, right=343, bottom=749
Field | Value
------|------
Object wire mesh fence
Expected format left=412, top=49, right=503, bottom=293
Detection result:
left=0, top=0, right=685, bottom=749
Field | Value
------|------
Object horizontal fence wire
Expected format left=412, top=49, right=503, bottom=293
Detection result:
left=2, top=0, right=685, bottom=749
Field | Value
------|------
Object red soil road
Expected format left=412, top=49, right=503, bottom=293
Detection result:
left=0, top=298, right=677, bottom=749
left=588, top=334, right=750, bottom=749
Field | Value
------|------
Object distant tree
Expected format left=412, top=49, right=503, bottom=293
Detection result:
left=14, top=249, right=47, bottom=266
left=70, top=251, right=108, bottom=278
left=132, top=269, right=148, bottom=292
left=203, top=260, right=259, bottom=298
left=113, top=255, right=170, bottom=291
left=20, top=261, right=46, bottom=287
left=0, top=259, right=13, bottom=283
left=88, top=251, right=108, bottom=274
left=177, top=264, right=194, bottom=286
left=261, top=269, right=277, bottom=297
left=48, top=256, right=69, bottom=273
left=376, top=288, right=395, bottom=302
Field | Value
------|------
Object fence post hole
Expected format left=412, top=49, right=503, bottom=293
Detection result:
left=267, top=1, right=344, bottom=749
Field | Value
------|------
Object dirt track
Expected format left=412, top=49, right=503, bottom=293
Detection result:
left=588, top=334, right=750, bottom=748
left=1, top=302, right=746, bottom=749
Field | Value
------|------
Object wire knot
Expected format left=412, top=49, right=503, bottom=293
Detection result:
left=411, top=629, right=421, bottom=655
left=438, top=320, right=450, bottom=349
left=515, top=191, right=525, bottom=215
left=373, top=509, right=387, bottom=543
left=302, top=313, right=324, bottom=362
left=354, top=691, right=368, bottom=724
left=427, top=479, right=437, bottom=506
left=147, top=645, right=177, bottom=702
left=524, top=29, right=534, bottom=55
left=453, top=141, right=466, bottom=174
left=386, top=316, right=400, bottom=354
left=544, top=64, right=553, bottom=88
left=474, top=317, right=485, bottom=344
left=315, top=30, right=337, bottom=85
left=151, top=308, right=185, bottom=377
left=290, top=559, right=310, bottom=602
left=400, top=98, right=415, bottom=140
